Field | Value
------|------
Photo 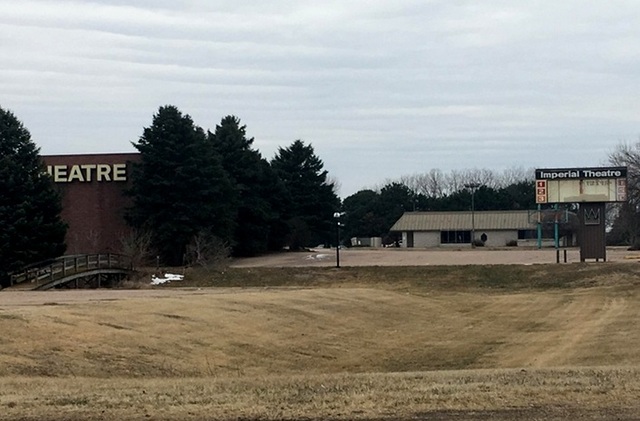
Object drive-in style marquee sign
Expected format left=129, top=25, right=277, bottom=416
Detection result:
left=535, top=167, right=627, bottom=204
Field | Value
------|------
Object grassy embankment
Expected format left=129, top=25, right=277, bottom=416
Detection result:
left=1, top=262, right=640, bottom=420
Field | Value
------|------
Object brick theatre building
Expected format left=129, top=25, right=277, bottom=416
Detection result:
left=42, top=153, right=140, bottom=254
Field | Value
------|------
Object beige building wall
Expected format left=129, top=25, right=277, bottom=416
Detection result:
left=413, top=232, right=440, bottom=247
left=402, top=230, right=519, bottom=247
left=474, top=230, right=518, bottom=247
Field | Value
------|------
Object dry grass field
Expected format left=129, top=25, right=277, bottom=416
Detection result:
left=2, top=249, right=640, bottom=420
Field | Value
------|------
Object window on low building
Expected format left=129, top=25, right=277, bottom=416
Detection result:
left=440, top=230, right=471, bottom=244
left=518, top=229, right=537, bottom=240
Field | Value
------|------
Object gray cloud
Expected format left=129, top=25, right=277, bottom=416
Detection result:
left=1, top=0, right=639, bottom=196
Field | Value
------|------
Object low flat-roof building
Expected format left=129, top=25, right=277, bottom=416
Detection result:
left=390, top=210, right=553, bottom=248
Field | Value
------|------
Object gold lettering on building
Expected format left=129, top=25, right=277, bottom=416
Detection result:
left=53, top=165, right=67, bottom=182
left=46, top=164, right=128, bottom=183
left=67, top=165, right=83, bottom=182
left=113, top=164, right=127, bottom=181
left=97, top=164, right=111, bottom=181
left=80, top=164, right=97, bottom=181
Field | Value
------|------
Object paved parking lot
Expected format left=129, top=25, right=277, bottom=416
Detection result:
left=230, top=247, right=639, bottom=267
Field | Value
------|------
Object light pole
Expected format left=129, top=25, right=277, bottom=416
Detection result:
left=333, top=212, right=344, bottom=268
left=464, top=183, right=480, bottom=248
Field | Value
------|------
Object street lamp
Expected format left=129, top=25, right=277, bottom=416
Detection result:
left=464, top=183, right=481, bottom=248
left=333, top=212, right=344, bottom=268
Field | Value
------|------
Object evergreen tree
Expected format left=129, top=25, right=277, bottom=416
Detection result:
left=0, top=107, right=67, bottom=286
left=342, top=189, right=386, bottom=240
left=377, top=182, right=417, bottom=225
left=496, top=181, right=535, bottom=210
left=127, top=106, right=235, bottom=265
left=208, top=116, right=286, bottom=256
left=271, top=140, right=340, bottom=249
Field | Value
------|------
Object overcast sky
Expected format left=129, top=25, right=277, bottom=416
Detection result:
left=2, top=1, right=639, bottom=196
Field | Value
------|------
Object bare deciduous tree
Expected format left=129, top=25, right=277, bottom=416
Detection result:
left=120, top=230, right=154, bottom=269
left=610, top=142, right=640, bottom=207
left=389, top=166, right=535, bottom=196
left=422, top=169, right=446, bottom=197
left=608, top=141, right=640, bottom=247
left=185, top=232, right=230, bottom=270
left=500, top=166, right=533, bottom=187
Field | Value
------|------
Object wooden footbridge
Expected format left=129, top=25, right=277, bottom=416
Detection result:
left=6, top=254, right=133, bottom=291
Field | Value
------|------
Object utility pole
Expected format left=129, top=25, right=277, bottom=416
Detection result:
left=464, top=183, right=481, bottom=247
left=333, top=212, right=344, bottom=268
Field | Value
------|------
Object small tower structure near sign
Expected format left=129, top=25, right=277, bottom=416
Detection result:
left=535, top=167, right=628, bottom=262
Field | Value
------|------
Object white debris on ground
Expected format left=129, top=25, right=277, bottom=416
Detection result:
left=151, top=273, right=184, bottom=285
left=305, top=253, right=329, bottom=260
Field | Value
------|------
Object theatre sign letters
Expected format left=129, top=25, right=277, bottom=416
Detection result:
left=47, top=163, right=128, bottom=183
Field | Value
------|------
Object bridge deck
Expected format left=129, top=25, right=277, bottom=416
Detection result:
left=6, top=254, right=133, bottom=291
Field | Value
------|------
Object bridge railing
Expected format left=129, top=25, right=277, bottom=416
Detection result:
left=9, top=254, right=133, bottom=288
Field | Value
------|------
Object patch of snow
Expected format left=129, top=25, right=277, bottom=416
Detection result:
left=151, top=273, right=184, bottom=285
left=305, top=254, right=329, bottom=260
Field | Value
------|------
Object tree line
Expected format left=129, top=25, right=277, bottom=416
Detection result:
left=126, top=106, right=340, bottom=265
left=3, top=101, right=640, bottom=282
left=129, top=108, right=538, bottom=256
left=340, top=180, right=535, bottom=244
left=0, top=105, right=341, bottom=283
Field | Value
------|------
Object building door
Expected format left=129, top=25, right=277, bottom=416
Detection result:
left=407, top=232, right=414, bottom=248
